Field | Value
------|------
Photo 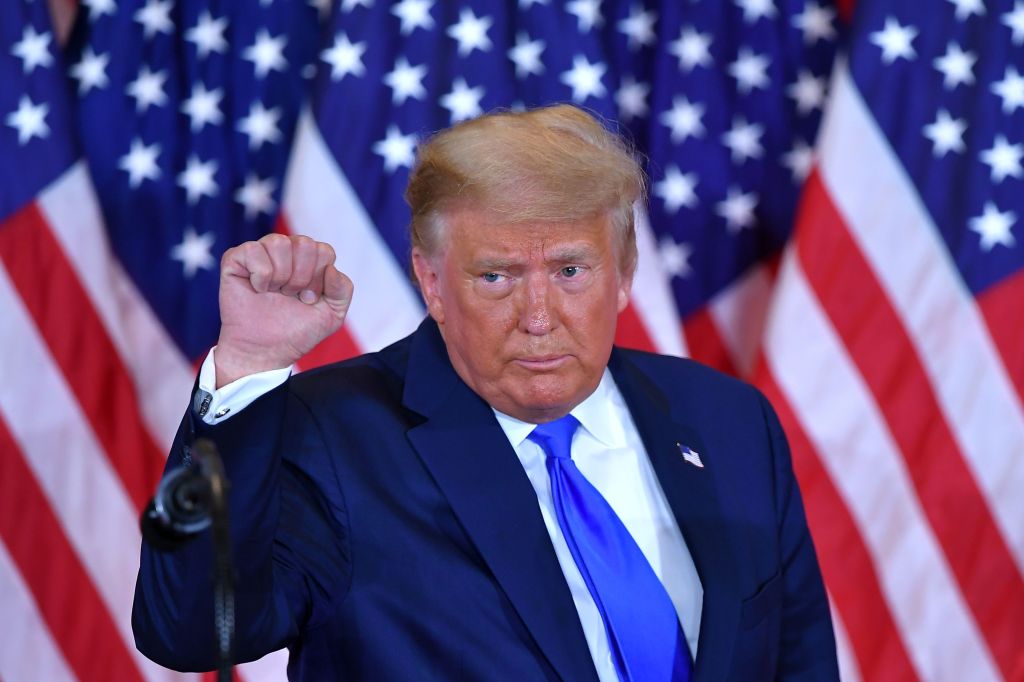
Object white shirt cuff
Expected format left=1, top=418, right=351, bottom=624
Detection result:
left=195, top=347, right=293, bottom=425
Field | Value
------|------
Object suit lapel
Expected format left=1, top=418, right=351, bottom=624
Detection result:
left=609, top=351, right=742, bottom=682
left=403, top=321, right=599, bottom=682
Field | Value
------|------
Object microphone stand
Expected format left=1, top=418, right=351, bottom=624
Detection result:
left=196, top=439, right=235, bottom=682
left=141, top=438, right=235, bottom=682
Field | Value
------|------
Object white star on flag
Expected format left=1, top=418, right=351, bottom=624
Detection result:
left=669, top=26, right=712, bottom=72
left=991, top=66, right=1024, bottom=114
left=1004, top=2, right=1024, bottom=45
left=782, top=140, right=814, bottom=183
left=728, top=48, right=770, bottom=94
left=735, top=0, right=777, bottom=24
left=181, top=83, right=224, bottom=131
left=947, top=0, right=985, bottom=21
left=82, top=0, right=116, bottom=20
left=792, top=2, right=835, bottom=44
left=660, top=96, right=705, bottom=143
left=615, top=76, right=650, bottom=121
left=234, top=175, right=277, bottom=219
left=185, top=11, right=229, bottom=59
left=447, top=9, right=493, bottom=57
left=384, top=57, right=428, bottom=103
left=177, top=155, right=219, bottom=204
left=969, top=202, right=1017, bottom=251
left=979, top=135, right=1024, bottom=182
left=722, top=117, right=765, bottom=164
left=440, top=78, right=485, bottom=123
left=560, top=55, right=607, bottom=102
left=787, top=70, right=826, bottom=115
left=70, top=47, right=110, bottom=94
left=658, top=237, right=693, bottom=278
left=654, top=166, right=699, bottom=213
left=134, top=0, right=174, bottom=39
left=509, top=33, right=545, bottom=78
left=567, top=0, right=603, bottom=31
left=118, top=138, right=162, bottom=187
left=716, top=186, right=759, bottom=232
left=373, top=125, right=418, bottom=173
left=871, top=17, right=918, bottom=64
left=923, top=110, right=967, bottom=157
left=237, top=102, right=283, bottom=150
left=11, top=26, right=53, bottom=74
left=322, top=33, right=367, bottom=81
left=127, top=66, right=168, bottom=112
left=391, top=0, right=435, bottom=35
left=5, top=96, right=50, bottom=145
left=170, top=228, right=216, bottom=278
left=244, top=30, right=288, bottom=78
left=618, top=6, right=657, bottom=50
left=933, top=43, right=977, bottom=89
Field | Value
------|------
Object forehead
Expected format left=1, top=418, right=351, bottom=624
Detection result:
left=443, top=206, right=614, bottom=259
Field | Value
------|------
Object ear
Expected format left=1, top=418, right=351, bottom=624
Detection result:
left=412, top=248, right=445, bottom=325
left=615, top=268, right=633, bottom=314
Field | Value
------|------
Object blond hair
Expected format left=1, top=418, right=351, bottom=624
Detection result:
left=405, top=104, right=644, bottom=276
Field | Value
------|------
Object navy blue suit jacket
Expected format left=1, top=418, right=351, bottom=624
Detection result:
left=133, top=318, right=838, bottom=680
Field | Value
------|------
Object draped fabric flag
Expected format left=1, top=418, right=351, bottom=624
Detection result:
left=756, top=1, right=1024, bottom=680
left=1, top=0, right=1021, bottom=681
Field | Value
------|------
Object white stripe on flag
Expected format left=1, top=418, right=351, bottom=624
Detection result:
left=38, top=163, right=194, bottom=449
left=764, top=252, right=1000, bottom=682
left=0, top=264, right=181, bottom=682
left=708, top=261, right=774, bottom=376
left=631, top=206, right=686, bottom=356
left=283, top=109, right=424, bottom=352
left=235, top=648, right=290, bottom=681
left=829, top=597, right=861, bottom=682
left=818, top=67, right=1024, bottom=572
left=0, top=540, right=76, bottom=682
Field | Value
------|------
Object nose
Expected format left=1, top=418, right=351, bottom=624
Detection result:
left=519, top=272, right=557, bottom=336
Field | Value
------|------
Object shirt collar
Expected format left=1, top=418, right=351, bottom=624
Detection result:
left=492, top=369, right=627, bottom=449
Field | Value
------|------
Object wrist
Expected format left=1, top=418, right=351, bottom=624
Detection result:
left=212, top=342, right=295, bottom=389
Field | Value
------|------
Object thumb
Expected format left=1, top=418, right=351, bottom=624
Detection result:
left=322, top=266, right=354, bottom=318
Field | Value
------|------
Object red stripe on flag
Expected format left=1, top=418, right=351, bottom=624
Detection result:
left=796, top=171, right=1024, bottom=678
left=296, top=327, right=363, bottom=371
left=682, top=307, right=738, bottom=376
left=614, top=302, right=658, bottom=353
left=0, top=203, right=165, bottom=512
left=0, top=415, right=145, bottom=682
left=754, top=362, right=919, bottom=682
left=976, top=269, right=1024, bottom=406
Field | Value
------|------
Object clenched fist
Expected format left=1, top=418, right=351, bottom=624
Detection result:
left=214, top=233, right=353, bottom=388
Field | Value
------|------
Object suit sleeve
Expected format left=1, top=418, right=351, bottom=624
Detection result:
left=759, top=392, right=840, bottom=681
left=132, top=380, right=350, bottom=671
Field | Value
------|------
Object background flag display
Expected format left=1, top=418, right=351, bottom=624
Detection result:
left=1, top=0, right=1021, bottom=680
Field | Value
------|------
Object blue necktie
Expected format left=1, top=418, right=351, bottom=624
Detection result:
left=529, top=415, right=692, bottom=682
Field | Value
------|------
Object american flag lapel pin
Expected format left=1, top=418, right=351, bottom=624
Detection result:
left=677, top=443, right=704, bottom=468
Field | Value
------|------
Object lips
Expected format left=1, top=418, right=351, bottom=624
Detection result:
left=514, top=355, right=569, bottom=370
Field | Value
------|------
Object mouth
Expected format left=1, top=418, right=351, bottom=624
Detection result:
left=514, top=355, right=570, bottom=371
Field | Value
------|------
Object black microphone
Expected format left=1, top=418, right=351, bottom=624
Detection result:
left=141, top=439, right=218, bottom=551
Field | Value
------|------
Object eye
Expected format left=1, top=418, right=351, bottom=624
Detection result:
left=561, top=266, right=581, bottom=278
left=481, top=272, right=504, bottom=283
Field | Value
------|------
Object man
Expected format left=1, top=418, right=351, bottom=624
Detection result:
left=133, top=105, right=838, bottom=681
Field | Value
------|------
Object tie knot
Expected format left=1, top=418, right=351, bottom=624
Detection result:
left=527, top=414, right=580, bottom=460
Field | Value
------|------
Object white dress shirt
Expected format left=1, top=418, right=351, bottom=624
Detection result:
left=197, top=352, right=702, bottom=681
left=493, top=369, right=702, bottom=681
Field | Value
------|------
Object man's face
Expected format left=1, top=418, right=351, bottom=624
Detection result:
left=412, top=205, right=632, bottom=424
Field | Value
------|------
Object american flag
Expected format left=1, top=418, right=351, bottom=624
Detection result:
left=0, top=0, right=1021, bottom=680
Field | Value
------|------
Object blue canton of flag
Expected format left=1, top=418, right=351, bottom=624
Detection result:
left=67, top=0, right=325, bottom=360
left=850, top=0, right=1024, bottom=295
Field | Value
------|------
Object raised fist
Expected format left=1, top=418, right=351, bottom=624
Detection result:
left=214, top=233, right=353, bottom=387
